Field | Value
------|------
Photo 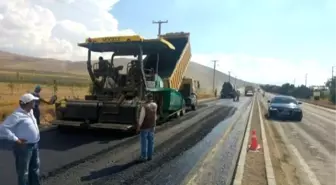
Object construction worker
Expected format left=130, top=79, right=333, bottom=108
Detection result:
left=236, top=90, right=240, bottom=101
left=0, top=93, right=41, bottom=185
left=136, top=93, right=158, bottom=162
left=31, top=85, right=54, bottom=125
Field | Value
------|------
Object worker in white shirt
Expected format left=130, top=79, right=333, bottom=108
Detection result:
left=0, top=93, right=41, bottom=185
left=136, top=93, right=158, bottom=162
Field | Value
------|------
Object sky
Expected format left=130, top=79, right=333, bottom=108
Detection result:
left=0, top=0, right=335, bottom=86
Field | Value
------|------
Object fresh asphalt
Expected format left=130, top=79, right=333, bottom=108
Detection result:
left=0, top=97, right=252, bottom=185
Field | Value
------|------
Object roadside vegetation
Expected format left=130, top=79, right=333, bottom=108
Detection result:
left=261, top=77, right=336, bottom=108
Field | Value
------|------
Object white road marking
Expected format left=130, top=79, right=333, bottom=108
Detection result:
left=273, top=121, right=322, bottom=185
left=257, top=96, right=277, bottom=185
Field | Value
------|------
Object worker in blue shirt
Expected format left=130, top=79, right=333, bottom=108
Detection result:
left=0, top=93, right=41, bottom=185
left=31, top=85, right=54, bottom=125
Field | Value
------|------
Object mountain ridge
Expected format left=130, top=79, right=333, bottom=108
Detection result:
left=0, top=50, right=255, bottom=92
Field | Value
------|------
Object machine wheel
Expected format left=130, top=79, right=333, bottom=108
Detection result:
left=180, top=108, right=186, bottom=116
left=175, top=110, right=181, bottom=118
left=191, top=104, right=196, bottom=111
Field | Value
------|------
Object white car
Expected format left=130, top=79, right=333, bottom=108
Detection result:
left=246, top=90, right=254, bottom=96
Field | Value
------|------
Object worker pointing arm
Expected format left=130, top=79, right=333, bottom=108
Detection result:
left=31, top=85, right=56, bottom=125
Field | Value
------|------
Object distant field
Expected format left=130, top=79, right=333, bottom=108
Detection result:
left=0, top=70, right=90, bottom=86
left=0, top=82, right=89, bottom=123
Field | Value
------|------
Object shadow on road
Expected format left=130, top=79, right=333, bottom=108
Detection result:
left=80, top=160, right=138, bottom=182
left=0, top=128, right=132, bottom=151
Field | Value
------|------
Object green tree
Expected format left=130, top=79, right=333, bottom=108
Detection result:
left=326, top=77, right=336, bottom=104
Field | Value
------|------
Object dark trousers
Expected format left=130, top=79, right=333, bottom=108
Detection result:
left=13, top=143, right=41, bottom=185
left=33, top=107, right=40, bottom=125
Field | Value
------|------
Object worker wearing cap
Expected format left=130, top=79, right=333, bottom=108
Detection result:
left=136, top=93, right=158, bottom=162
left=0, top=93, right=41, bottom=185
left=31, top=85, right=53, bottom=125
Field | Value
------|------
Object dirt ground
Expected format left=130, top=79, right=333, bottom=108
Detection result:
left=241, top=96, right=267, bottom=185
left=301, top=99, right=336, bottom=110
left=259, top=101, right=301, bottom=185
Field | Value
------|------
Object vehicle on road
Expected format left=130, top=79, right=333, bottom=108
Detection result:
left=245, top=85, right=254, bottom=96
left=179, top=77, right=199, bottom=110
left=220, top=82, right=236, bottom=99
left=52, top=32, right=198, bottom=132
left=267, top=95, right=303, bottom=121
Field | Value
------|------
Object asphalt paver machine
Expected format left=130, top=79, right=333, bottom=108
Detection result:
left=53, top=33, right=193, bottom=132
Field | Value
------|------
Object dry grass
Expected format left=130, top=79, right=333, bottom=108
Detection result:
left=301, top=98, right=336, bottom=110
left=0, top=82, right=214, bottom=124
left=0, top=82, right=88, bottom=124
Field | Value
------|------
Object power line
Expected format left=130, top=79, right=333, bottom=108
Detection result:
left=152, top=20, right=168, bottom=37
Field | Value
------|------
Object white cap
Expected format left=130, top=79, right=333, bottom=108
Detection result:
left=20, top=93, right=39, bottom=104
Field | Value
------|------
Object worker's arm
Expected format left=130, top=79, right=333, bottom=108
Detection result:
left=153, top=103, right=158, bottom=121
left=0, top=114, right=20, bottom=142
left=39, top=97, right=51, bottom=104
left=138, top=106, right=146, bottom=128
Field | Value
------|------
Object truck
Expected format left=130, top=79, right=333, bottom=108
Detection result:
left=52, top=32, right=198, bottom=132
left=179, top=77, right=199, bottom=110
left=245, top=85, right=254, bottom=96
left=313, top=90, right=321, bottom=100
left=220, top=82, right=236, bottom=99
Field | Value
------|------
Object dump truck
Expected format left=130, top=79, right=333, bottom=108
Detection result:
left=220, top=82, right=236, bottom=99
left=52, top=32, right=198, bottom=132
left=245, top=85, right=254, bottom=96
left=179, top=77, right=199, bottom=110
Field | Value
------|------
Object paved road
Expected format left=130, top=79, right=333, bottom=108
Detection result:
left=262, top=93, right=336, bottom=185
left=0, top=97, right=251, bottom=185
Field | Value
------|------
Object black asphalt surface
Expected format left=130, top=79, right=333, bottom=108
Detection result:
left=0, top=97, right=252, bottom=185
left=0, top=100, right=210, bottom=185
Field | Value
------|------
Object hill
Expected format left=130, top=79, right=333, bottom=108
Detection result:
left=0, top=50, right=254, bottom=93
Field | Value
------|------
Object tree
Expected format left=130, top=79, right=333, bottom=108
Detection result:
left=326, top=77, right=336, bottom=104
left=261, top=83, right=312, bottom=99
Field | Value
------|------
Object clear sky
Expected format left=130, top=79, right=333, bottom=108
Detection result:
left=0, top=0, right=335, bottom=86
left=112, top=0, right=336, bottom=86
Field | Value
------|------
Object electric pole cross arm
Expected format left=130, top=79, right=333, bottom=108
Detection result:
left=152, top=20, right=168, bottom=37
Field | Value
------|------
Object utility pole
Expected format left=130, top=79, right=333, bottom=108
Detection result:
left=152, top=20, right=168, bottom=37
left=293, top=78, right=296, bottom=86
left=212, top=60, right=218, bottom=93
left=305, top=73, right=308, bottom=87
left=228, top=71, right=231, bottom=83
left=332, top=66, right=335, bottom=79
left=234, top=76, right=237, bottom=88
